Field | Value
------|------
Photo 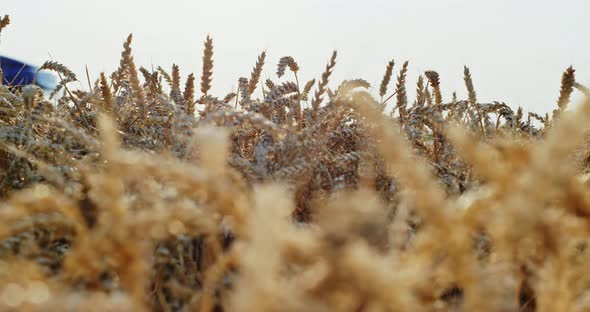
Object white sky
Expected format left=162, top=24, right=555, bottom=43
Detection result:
left=2, top=0, right=589, bottom=114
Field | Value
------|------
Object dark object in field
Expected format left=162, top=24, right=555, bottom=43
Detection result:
left=0, top=55, right=57, bottom=91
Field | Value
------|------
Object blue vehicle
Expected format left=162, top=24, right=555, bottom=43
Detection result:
left=0, top=55, right=57, bottom=91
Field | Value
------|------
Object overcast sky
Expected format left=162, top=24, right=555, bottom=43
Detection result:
left=2, top=0, right=588, bottom=113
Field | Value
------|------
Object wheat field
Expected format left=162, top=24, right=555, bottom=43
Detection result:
left=1, top=14, right=590, bottom=311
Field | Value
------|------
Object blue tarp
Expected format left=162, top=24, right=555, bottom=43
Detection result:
left=0, top=56, right=57, bottom=91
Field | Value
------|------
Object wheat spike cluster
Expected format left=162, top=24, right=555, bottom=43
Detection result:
left=1, top=16, right=590, bottom=312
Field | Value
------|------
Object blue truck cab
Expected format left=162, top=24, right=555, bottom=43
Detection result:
left=0, top=55, right=57, bottom=91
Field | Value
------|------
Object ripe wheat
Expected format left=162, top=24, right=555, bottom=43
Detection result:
left=0, top=16, right=589, bottom=312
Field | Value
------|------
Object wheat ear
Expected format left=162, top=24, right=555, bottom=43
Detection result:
left=99, top=72, right=114, bottom=115
left=311, top=51, right=337, bottom=112
left=200, top=36, right=214, bottom=96
left=121, top=34, right=147, bottom=119
left=464, top=66, right=485, bottom=134
left=184, top=73, right=195, bottom=115
left=556, top=66, right=576, bottom=111
left=394, top=61, right=409, bottom=123
left=248, top=51, right=266, bottom=96
left=424, top=70, right=442, bottom=105
left=379, top=59, right=395, bottom=101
